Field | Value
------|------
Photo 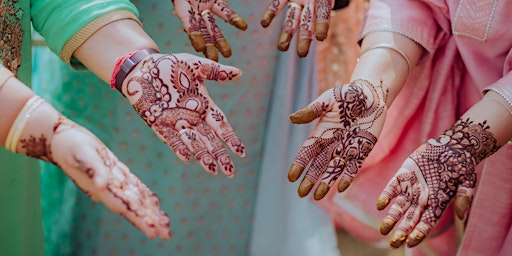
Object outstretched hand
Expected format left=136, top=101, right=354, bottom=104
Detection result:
left=172, top=0, right=248, bottom=61
left=288, top=79, right=387, bottom=200
left=260, top=0, right=349, bottom=57
left=377, top=118, right=499, bottom=248
left=122, top=53, right=245, bottom=177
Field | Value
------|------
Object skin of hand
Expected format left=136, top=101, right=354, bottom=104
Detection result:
left=172, top=0, right=248, bottom=61
left=260, top=0, right=341, bottom=57
left=73, top=19, right=245, bottom=176
left=376, top=91, right=512, bottom=248
left=288, top=32, right=424, bottom=199
left=0, top=78, right=171, bottom=240
left=121, top=53, right=246, bottom=177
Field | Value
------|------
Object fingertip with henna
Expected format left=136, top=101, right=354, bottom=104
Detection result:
left=297, top=38, right=311, bottom=58
left=260, top=10, right=275, bottom=27
left=379, top=216, right=395, bottom=235
left=230, top=14, right=248, bottom=31
left=289, top=106, right=317, bottom=124
left=203, top=44, right=219, bottom=62
left=406, top=230, right=425, bottom=248
left=389, top=231, right=407, bottom=248
left=376, top=194, right=390, bottom=210
left=278, top=32, right=292, bottom=51
left=288, top=163, right=304, bottom=182
left=454, top=194, right=471, bottom=220
left=214, top=38, right=232, bottom=58
left=315, top=22, right=329, bottom=41
left=314, top=182, right=330, bottom=200
left=298, top=177, right=315, bottom=197
left=189, top=33, right=206, bottom=52
left=337, top=179, right=350, bottom=192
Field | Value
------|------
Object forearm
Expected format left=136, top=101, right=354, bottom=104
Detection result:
left=73, top=19, right=159, bottom=84
left=351, top=32, right=425, bottom=107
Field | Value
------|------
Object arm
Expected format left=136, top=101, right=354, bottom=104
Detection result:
left=0, top=66, right=170, bottom=240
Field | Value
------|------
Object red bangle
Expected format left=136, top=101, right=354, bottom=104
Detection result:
left=110, top=48, right=159, bottom=92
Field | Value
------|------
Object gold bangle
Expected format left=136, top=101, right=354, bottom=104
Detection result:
left=5, top=96, right=45, bottom=152
left=0, top=66, right=14, bottom=91
left=359, top=43, right=412, bottom=75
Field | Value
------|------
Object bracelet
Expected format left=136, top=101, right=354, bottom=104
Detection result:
left=5, top=95, right=45, bottom=152
left=359, top=43, right=412, bottom=75
left=0, top=66, right=14, bottom=91
left=111, top=48, right=159, bottom=93
left=333, top=0, right=350, bottom=10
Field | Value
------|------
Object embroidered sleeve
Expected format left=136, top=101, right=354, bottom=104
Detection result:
left=30, top=0, right=140, bottom=67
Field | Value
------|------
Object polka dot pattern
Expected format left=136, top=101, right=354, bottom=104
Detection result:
left=35, top=1, right=282, bottom=255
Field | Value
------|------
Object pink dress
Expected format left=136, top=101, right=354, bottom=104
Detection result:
left=316, top=1, right=512, bottom=255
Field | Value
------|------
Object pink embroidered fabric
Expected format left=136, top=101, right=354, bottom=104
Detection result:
left=315, top=0, right=512, bottom=255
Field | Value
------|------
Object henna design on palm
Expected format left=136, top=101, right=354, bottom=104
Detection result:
left=378, top=118, right=499, bottom=248
left=289, top=79, right=387, bottom=200
left=124, top=53, right=244, bottom=177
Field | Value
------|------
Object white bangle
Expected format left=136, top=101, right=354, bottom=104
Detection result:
left=359, top=43, right=412, bottom=75
left=5, top=96, right=45, bottom=152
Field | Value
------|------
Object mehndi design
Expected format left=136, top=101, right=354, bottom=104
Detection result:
left=123, top=53, right=244, bottom=177
left=289, top=79, right=387, bottom=200
left=377, top=118, right=500, bottom=248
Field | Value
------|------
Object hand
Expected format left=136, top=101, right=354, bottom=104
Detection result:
left=13, top=100, right=170, bottom=240
left=288, top=79, right=387, bottom=200
left=122, top=53, right=245, bottom=177
left=261, top=0, right=347, bottom=57
left=377, top=118, right=499, bottom=248
left=172, top=0, right=248, bottom=61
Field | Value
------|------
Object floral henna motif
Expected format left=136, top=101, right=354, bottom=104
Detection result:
left=283, top=6, right=298, bottom=33
left=127, top=54, right=240, bottom=175
left=298, top=6, right=313, bottom=39
left=315, top=0, right=332, bottom=24
left=409, top=118, right=499, bottom=232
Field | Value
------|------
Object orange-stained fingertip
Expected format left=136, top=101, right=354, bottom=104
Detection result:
left=337, top=180, right=351, bottom=192
left=406, top=230, right=425, bottom=248
left=313, top=182, right=330, bottom=200
left=289, top=106, right=317, bottom=124
left=298, top=177, right=315, bottom=197
left=230, top=14, right=248, bottom=31
left=203, top=44, right=219, bottom=62
left=278, top=32, right=292, bottom=51
left=379, top=216, right=396, bottom=235
left=376, top=194, right=391, bottom=210
left=389, top=231, right=407, bottom=249
left=288, top=163, right=304, bottom=182
left=214, top=38, right=232, bottom=58
left=454, top=194, right=471, bottom=220
left=260, top=10, right=275, bottom=27
left=297, top=38, right=312, bottom=58
left=315, top=22, right=329, bottom=41
left=188, top=33, right=206, bottom=52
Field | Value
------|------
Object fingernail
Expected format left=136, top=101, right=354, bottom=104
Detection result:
left=261, top=10, right=275, bottom=27
left=454, top=195, right=470, bottom=220
left=314, top=182, right=330, bottom=200
left=315, top=22, right=329, bottom=41
left=214, top=38, right=232, bottom=58
left=288, top=163, right=304, bottom=182
left=230, top=14, right=248, bottom=31
left=203, top=44, right=218, bottom=62
left=278, top=32, right=292, bottom=51
left=406, top=230, right=425, bottom=247
left=189, top=33, right=205, bottom=52
left=289, top=106, right=316, bottom=124
left=379, top=216, right=395, bottom=235
left=390, top=231, right=407, bottom=248
left=297, top=38, right=312, bottom=58
left=298, top=178, right=315, bottom=197
left=337, top=180, right=351, bottom=192
left=376, top=195, right=390, bottom=210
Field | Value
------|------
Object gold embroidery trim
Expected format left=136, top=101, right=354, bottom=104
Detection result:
left=60, top=9, right=142, bottom=65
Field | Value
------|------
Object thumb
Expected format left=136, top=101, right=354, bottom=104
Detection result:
left=197, top=57, right=243, bottom=82
left=290, top=89, right=333, bottom=124
left=454, top=186, right=474, bottom=220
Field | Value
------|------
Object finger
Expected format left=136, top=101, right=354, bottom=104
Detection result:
left=195, top=122, right=235, bottom=177
left=261, top=0, right=288, bottom=27
left=192, top=56, right=243, bottom=82
left=289, top=136, right=323, bottom=182
left=338, top=159, right=362, bottom=192
left=203, top=102, right=246, bottom=158
left=199, top=19, right=218, bottom=61
left=301, top=145, right=333, bottom=198
left=290, top=88, right=333, bottom=124
left=297, top=2, right=315, bottom=57
left=315, top=154, right=347, bottom=200
left=174, top=2, right=205, bottom=52
left=380, top=194, right=411, bottom=235
left=278, top=2, right=302, bottom=51
left=454, top=185, right=474, bottom=220
left=152, top=123, right=191, bottom=163
left=389, top=201, right=423, bottom=248
left=202, top=10, right=232, bottom=58
left=212, top=1, right=248, bottom=31
left=406, top=207, right=436, bottom=248
left=377, top=171, right=406, bottom=210
left=315, top=0, right=333, bottom=41
left=180, top=128, right=218, bottom=175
